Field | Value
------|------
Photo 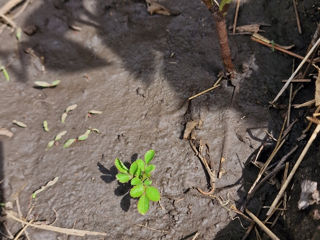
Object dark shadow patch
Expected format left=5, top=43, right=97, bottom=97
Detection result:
left=97, top=155, right=132, bottom=212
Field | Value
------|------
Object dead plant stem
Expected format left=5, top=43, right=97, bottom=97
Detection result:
left=267, top=123, right=320, bottom=216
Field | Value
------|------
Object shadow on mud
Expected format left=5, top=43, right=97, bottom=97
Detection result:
left=98, top=153, right=138, bottom=212
left=2, top=0, right=319, bottom=238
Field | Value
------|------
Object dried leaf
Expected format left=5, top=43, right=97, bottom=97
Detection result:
left=66, top=104, right=77, bottom=113
left=34, top=80, right=60, bottom=88
left=0, top=66, right=10, bottom=81
left=235, top=24, right=261, bottom=34
left=63, top=138, right=76, bottom=148
left=298, top=180, right=320, bottom=210
left=0, top=128, right=13, bottom=138
left=61, top=112, right=68, bottom=123
left=88, top=110, right=102, bottom=115
left=90, top=128, right=100, bottom=134
left=43, top=120, right=49, bottom=132
left=146, top=0, right=172, bottom=16
left=55, top=130, right=67, bottom=141
left=12, top=120, right=27, bottom=128
left=315, top=70, right=320, bottom=106
left=183, top=120, right=202, bottom=139
left=69, top=24, right=82, bottom=31
left=78, top=130, right=91, bottom=141
left=32, top=177, right=59, bottom=199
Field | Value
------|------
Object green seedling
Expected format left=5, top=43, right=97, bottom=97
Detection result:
left=115, top=150, right=160, bottom=215
left=0, top=66, right=10, bottom=81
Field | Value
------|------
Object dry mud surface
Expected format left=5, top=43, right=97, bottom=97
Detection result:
left=0, top=0, right=319, bottom=239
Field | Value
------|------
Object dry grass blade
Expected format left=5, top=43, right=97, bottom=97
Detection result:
left=267, top=123, right=320, bottom=216
left=248, top=138, right=285, bottom=194
left=251, top=34, right=307, bottom=61
left=293, top=99, right=315, bottom=108
left=0, top=0, right=24, bottom=15
left=188, top=75, right=222, bottom=100
left=292, top=0, right=302, bottom=34
left=315, top=70, right=320, bottom=106
left=245, top=209, right=280, bottom=240
left=248, top=145, right=298, bottom=200
left=272, top=37, right=320, bottom=103
left=188, top=84, right=220, bottom=100
left=5, top=211, right=107, bottom=237
left=13, top=219, right=33, bottom=240
left=232, top=0, right=241, bottom=34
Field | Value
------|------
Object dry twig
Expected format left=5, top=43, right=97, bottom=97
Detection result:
left=232, top=0, right=241, bottom=34
left=292, top=0, right=302, bottom=34
left=272, top=37, right=320, bottom=103
left=5, top=211, right=107, bottom=237
left=267, top=122, right=320, bottom=216
left=245, top=209, right=280, bottom=240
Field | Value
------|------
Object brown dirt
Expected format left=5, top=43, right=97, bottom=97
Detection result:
left=0, top=0, right=319, bottom=239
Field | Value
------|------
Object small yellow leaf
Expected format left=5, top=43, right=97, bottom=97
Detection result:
left=16, top=27, right=22, bottom=41
left=66, top=104, right=77, bottom=113
left=43, top=120, right=49, bottom=132
left=55, top=130, right=67, bottom=141
left=78, top=130, right=91, bottom=141
left=61, top=112, right=68, bottom=123
left=47, top=140, right=55, bottom=149
left=63, top=138, right=76, bottom=148
left=34, top=80, right=60, bottom=88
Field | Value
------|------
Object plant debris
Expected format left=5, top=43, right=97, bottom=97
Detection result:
left=12, top=120, right=27, bottom=128
left=298, top=180, right=320, bottom=210
left=34, top=80, right=60, bottom=88
left=0, top=128, right=13, bottom=137
left=32, top=177, right=59, bottom=199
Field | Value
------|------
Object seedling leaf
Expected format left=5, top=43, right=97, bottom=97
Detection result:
left=12, top=120, right=27, bottom=128
left=63, top=138, right=76, bottom=148
left=144, top=179, right=152, bottom=186
left=219, top=0, right=232, bottom=13
left=135, top=167, right=141, bottom=177
left=0, top=66, right=10, bottom=81
left=131, top=177, right=142, bottom=186
left=16, top=28, right=22, bottom=41
left=55, top=130, right=67, bottom=141
left=116, top=173, right=131, bottom=183
left=145, top=164, right=155, bottom=174
left=146, top=186, right=160, bottom=202
left=144, top=150, right=155, bottom=164
left=115, top=158, right=129, bottom=173
left=78, top=130, right=91, bottom=141
left=136, top=159, right=145, bottom=171
left=138, top=194, right=149, bottom=215
left=47, top=140, right=55, bottom=149
left=130, top=184, right=144, bottom=198
left=43, top=120, right=49, bottom=132
left=34, top=80, right=60, bottom=88
left=129, top=161, right=138, bottom=175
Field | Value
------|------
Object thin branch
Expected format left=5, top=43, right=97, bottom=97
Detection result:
left=271, top=37, right=320, bottom=103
